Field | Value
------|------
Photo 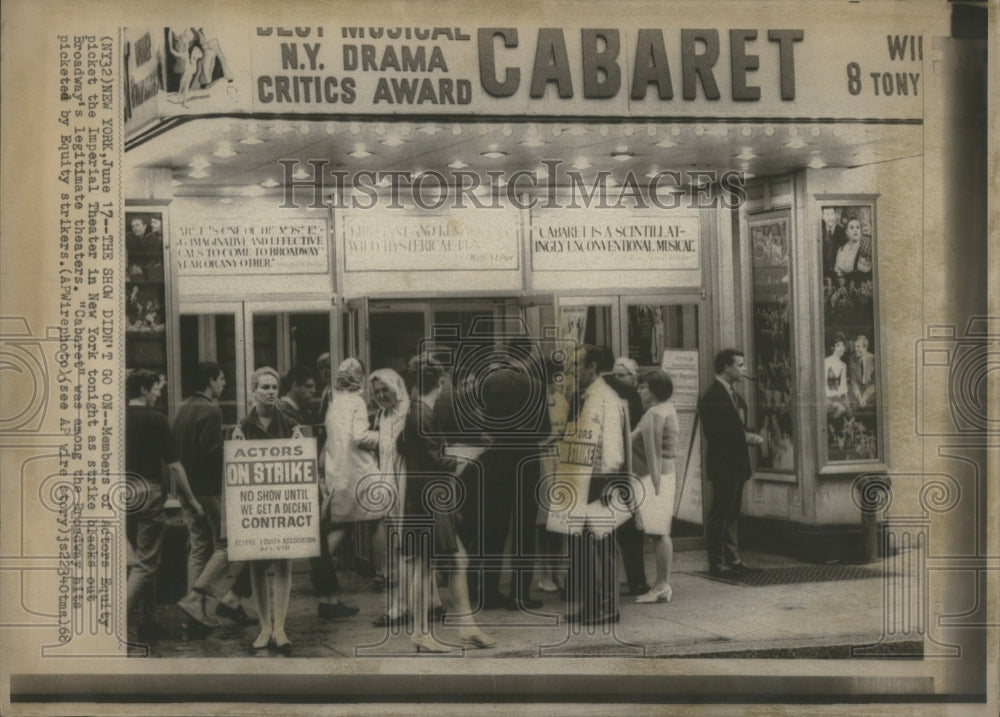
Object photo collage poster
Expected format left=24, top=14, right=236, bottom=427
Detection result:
left=820, top=203, right=879, bottom=462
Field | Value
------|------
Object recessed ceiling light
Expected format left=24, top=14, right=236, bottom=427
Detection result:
left=325, top=122, right=338, bottom=135
left=189, top=156, right=211, bottom=169
left=299, top=123, right=311, bottom=135
left=188, top=169, right=209, bottom=179
left=271, top=123, right=292, bottom=135
left=741, top=126, right=753, bottom=137
left=292, top=168, right=311, bottom=180
left=502, top=124, right=513, bottom=136
left=481, top=150, right=507, bottom=159
left=646, top=126, right=657, bottom=136
left=671, top=126, right=681, bottom=136
left=448, top=160, right=469, bottom=169
left=622, top=126, right=634, bottom=137
left=785, top=138, right=807, bottom=149
left=452, top=125, right=463, bottom=136
left=240, top=136, right=263, bottom=145
left=381, top=136, right=406, bottom=147
left=374, top=123, right=387, bottom=136
left=571, top=158, right=592, bottom=170
left=521, top=138, right=545, bottom=148
left=349, top=145, right=372, bottom=159
left=261, top=178, right=280, bottom=188
left=736, top=148, right=758, bottom=161
left=656, top=139, right=678, bottom=148
left=419, top=125, right=441, bottom=135
left=810, top=126, right=822, bottom=137
left=611, top=147, right=633, bottom=162
left=567, top=126, right=587, bottom=136
left=350, top=123, right=362, bottom=135
left=213, top=142, right=236, bottom=158
left=807, top=157, right=827, bottom=169
left=764, top=125, right=775, bottom=136
left=551, top=125, right=562, bottom=136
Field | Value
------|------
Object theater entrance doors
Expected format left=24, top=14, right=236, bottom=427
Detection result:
left=178, top=298, right=334, bottom=429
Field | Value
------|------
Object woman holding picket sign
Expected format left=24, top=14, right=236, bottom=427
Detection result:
left=231, top=366, right=303, bottom=655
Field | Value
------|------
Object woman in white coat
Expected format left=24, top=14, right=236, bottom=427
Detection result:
left=316, top=358, right=381, bottom=618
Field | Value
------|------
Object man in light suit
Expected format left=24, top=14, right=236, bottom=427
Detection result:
left=563, top=345, right=630, bottom=625
left=699, top=349, right=763, bottom=578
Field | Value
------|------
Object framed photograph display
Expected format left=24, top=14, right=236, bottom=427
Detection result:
left=817, top=198, right=883, bottom=467
left=125, top=208, right=170, bottom=414
left=748, top=210, right=796, bottom=476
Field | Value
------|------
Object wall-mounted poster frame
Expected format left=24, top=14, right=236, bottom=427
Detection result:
left=747, top=209, right=797, bottom=480
left=125, top=202, right=179, bottom=417
left=814, top=195, right=887, bottom=472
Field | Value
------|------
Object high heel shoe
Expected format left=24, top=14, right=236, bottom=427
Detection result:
left=270, top=630, right=292, bottom=656
left=634, top=585, right=672, bottom=604
left=458, top=630, right=497, bottom=649
left=411, top=634, right=455, bottom=653
left=252, top=630, right=272, bottom=650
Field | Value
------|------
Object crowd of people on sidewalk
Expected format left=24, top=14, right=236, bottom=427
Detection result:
left=125, top=343, right=762, bottom=655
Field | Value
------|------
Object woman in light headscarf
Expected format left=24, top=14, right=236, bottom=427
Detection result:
left=313, top=358, right=380, bottom=619
left=367, top=369, right=414, bottom=627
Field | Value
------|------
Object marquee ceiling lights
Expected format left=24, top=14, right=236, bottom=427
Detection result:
left=260, top=178, right=280, bottom=188
left=126, top=118, right=922, bottom=194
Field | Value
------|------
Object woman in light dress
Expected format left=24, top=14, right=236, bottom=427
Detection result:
left=631, top=370, right=679, bottom=604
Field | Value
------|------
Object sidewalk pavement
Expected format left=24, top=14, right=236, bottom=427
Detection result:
left=144, top=548, right=914, bottom=659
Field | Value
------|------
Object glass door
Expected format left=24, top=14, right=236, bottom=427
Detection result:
left=619, top=295, right=707, bottom=540
left=178, top=302, right=245, bottom=426
left=179, top=300, right=332, bottom=430
left=554, top=295, right=619, bottom=350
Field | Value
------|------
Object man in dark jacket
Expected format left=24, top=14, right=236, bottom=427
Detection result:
left=699, top=349, right=763, bottom=578
left=478, top=346, right=551, bottom=611
left=175, top=362, right=254, bottom=627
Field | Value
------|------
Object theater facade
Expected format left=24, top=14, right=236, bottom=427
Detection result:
left=121, top=3, right=984, bottom=562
